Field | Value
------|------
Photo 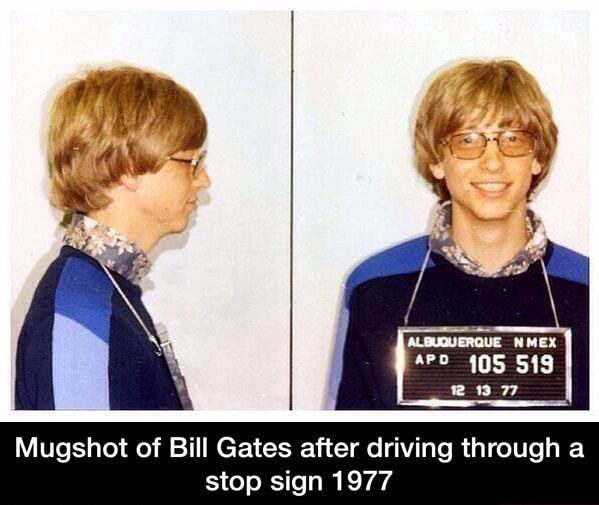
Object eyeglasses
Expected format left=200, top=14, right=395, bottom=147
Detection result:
left=165, top=150, right=207, bottom=176
left=441, top=129, right=537, bottom=160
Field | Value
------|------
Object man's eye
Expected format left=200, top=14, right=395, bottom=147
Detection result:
left=457, top=135, right=478, bottom=145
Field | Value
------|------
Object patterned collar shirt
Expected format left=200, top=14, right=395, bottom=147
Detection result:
left=428, top=202, right=548, bottom=278
left=63, top=213, right=151, bottom=284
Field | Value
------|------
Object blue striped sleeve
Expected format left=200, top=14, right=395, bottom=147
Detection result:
left=327, top=236, right=431, bottom=408
left=344, top=235, right=431, bottom=308
left=52, top=258, right=113, bottom=409
left=546, top=244, right=589, bottom=286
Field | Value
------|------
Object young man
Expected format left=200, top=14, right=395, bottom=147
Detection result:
left=334, top=59, right=588, bottom=409
left=15, top=66, right=211, bottom=409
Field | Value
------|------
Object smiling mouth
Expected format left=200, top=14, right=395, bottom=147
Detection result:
left=472, top=182, right=510, bottom=193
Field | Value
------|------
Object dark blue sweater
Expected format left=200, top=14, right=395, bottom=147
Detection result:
left=15, top=246, right=182, bottom=410
left=334, top=237, right=589, bottom=409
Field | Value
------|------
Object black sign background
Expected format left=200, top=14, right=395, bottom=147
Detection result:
left=399, top=327, right=569, bottom=406
left=4, top=422, right=598, bottom=504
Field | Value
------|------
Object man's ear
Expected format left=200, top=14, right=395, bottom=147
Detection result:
left=531, top=158, right=542, bottom=176
left=429, top=163, right=445, bottom=180
left=120, top=173, right=140, bottom=192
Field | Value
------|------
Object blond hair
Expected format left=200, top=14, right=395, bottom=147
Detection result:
left=48, top=65, right=207, bottom=212
left=414, top=59, right=557, bottom=201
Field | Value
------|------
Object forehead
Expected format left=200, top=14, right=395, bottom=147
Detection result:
left=456, top=107, right=525, bottom=132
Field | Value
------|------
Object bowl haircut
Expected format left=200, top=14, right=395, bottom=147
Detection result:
left=48, top=65, right=207, bottom=213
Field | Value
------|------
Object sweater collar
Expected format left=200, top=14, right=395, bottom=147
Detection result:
left=63, top=213, right=151, bottom=284
left=429, top=202, right=548, bottom=278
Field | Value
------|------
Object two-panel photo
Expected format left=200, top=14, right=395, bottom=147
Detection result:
left=10, top=11, right=589, bottom=410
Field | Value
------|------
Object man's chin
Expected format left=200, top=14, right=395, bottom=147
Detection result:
left=167, top=217, right=191, bottom=235
left=470, top=203, right=520, bottom=222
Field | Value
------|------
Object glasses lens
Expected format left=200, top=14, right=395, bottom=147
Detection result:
left=449, top=132, right=486, bottom=159
left=498, top=130, right=536, bottom=157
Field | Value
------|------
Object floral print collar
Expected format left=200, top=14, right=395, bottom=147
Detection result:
left=63, top=214, right=151, bottom=284
left=429, top=202, right=548, bottom=278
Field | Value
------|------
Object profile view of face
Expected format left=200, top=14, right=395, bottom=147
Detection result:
left=135, top=147, right=212, bottom=237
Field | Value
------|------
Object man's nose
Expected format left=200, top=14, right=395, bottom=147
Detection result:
left=194, top=168, right=211, bottom=188
left=480, top=138, right=505, bottom=172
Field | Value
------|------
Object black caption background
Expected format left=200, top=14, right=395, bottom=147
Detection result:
left=4, top=422, right=598, bottom=504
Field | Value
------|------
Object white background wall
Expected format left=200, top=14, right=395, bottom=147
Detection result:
left=11, top=12, right=291, bottom=409
left=293, top=12, right=589, bottom=409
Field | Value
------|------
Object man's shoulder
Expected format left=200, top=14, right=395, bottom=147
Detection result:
left=53, top=251, right=115, bottom=335
left=27, top=248, right=115, bottom=334
left=344, top=235, right=429, bottom=306
left=546, top=242, right=588, bottom=286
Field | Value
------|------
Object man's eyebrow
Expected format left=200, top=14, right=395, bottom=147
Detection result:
left=451, top=127, right=478, bottom=134
left=453, top=122, right=521, bottom=134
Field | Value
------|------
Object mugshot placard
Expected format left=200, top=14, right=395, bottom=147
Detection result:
left=396, top=326, right=572, bottom=407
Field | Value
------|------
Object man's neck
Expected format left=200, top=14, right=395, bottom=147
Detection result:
left=87, top=204, right=160, bottom=254
left=450, top=204, right=529, bottom=275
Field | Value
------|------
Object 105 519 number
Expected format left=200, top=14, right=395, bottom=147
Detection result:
left=469, top=354, right=554, bottom=375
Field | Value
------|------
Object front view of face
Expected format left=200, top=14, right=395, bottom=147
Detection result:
left=430, top=123, right=542, bottom=224
left=135, top=148, right=211, bottom=238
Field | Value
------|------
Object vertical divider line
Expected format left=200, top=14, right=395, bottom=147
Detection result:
left=289, top=10, right=295, bottom=411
